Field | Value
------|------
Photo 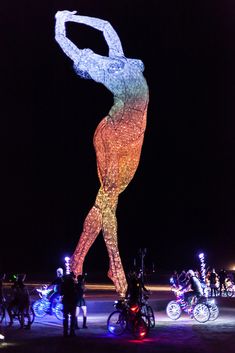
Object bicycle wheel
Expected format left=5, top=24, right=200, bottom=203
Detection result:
left=32, top=300, right=47, bottom=318
left=133, top=317, right=148, bottom=340
left=141, top=304, right=155, bottom=328
left=107, top=310, right=127, bottom=336
left=0, top=304, right=5, bottom=323
left=193, top=303, right=210, bottom=323
left=54, top=303, right=63, bottom=320
left=208, top=303, right=219, bottom=321
left=226, top=286, right=234, bottom=298
left=28, top=307, right=35, bottom=324
left=51, top=294, right=61, bottom=311
left=166, top=301, right=182, bottom=320
left=147, top=305, right=155, bottom=328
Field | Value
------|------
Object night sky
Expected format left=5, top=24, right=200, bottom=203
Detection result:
left=1, top=1, right=235, bottom=279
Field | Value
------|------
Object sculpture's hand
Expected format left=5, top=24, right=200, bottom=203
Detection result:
left=55, top=10, right=77, bottom=22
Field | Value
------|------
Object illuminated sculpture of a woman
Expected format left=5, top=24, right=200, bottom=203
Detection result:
left=55, top=10, right=149, bottom=297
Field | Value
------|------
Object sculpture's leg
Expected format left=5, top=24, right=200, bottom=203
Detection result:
left=107, top=254, right=127, bottom=298
left=70, top=205, right=102, bottom=276
left=103, top=209, right=127, bottom=297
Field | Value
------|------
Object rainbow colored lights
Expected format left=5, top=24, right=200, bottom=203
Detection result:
left=55, top=11, right=149, bottom=297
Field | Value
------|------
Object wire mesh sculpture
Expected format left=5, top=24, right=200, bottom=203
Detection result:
left=55, top=10, right=149, bottom=297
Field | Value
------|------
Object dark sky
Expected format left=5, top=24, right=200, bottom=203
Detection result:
left=1, top=1, right=235, bottom=278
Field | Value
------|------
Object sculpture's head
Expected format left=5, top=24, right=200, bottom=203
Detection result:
left=73, top=64, right=92, bottom=80
left=127, top=58, right=145, bottom=72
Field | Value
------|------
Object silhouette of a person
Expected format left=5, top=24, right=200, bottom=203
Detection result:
left=208, top=268, right=218, bottom=297
left=60, top=272, right=77, bottom=337
left=0, top=273, right=6, bottom=305
left=182, top=270, right=204, bottom=304
left=55, top=10, right=149, bottom=297
left=48, top=267, right=64, bottom=314
left=75, top=274, right=88, bottom=329
left=218, top=269, right=227, bottom=296
left=125, top=269, right=149, bottom=304
left=7, top=274, right=31, bottom=329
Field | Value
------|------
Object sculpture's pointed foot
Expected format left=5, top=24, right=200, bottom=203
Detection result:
left=108, top=269, right=127, bottom=298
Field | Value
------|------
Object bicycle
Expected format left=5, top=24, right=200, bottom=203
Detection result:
left=32, top=286, right=63, bottom=320
left=107, top=299, right=150, bottom=339
left=166, top=283, right=219, bottom=323
left=215, top=281, right=235, bottom=297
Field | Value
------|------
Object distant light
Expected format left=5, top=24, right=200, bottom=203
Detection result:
left=198, top=252, right=206, bottom=286
left=0, top=334, right=5, bottom=341
left=64, top=256, right=71, bottom=274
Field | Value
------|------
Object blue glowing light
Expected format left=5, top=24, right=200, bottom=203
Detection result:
left=198, top=252, right=206, bottom=284
left=64, top=256, right=71, bottom=274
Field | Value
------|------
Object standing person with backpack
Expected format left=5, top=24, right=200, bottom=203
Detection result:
left=60, top=272, right=77, bottom=337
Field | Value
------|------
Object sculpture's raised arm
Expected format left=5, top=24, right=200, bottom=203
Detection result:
left=55, top=10, right=124, bottom=59
left=55, top=10, right=83, bottom=63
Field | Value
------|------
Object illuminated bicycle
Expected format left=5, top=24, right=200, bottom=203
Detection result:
left=166, top=283, right=219, bottom=323
left=215, top=281, right=235, bottom=298
left=107, top=299, right=150, bottom=339
left=32, top=286, right=63, bottom=320
left=225, top=283, right=235, bottom=297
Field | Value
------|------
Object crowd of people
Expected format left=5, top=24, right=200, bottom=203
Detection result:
left=0, top=273, right=31, bottom=329
left=171, top=267, right=235, bottom=301
left=0, top=269, right=88, bottom=337
left=207, top=268, right=234, bottom=297
left=43, top=268, right=88, bottom=337
left=1, top=266, right=151, bottom=337
left=1, top=264, right=234, bottom=338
